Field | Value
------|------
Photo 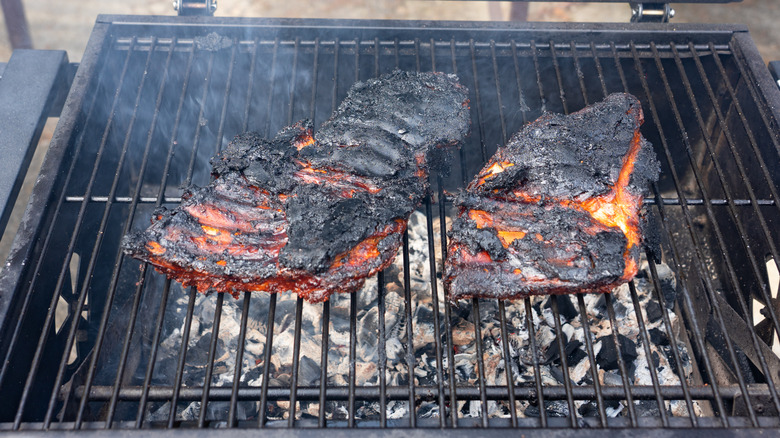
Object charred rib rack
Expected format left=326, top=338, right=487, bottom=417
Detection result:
left=123, top=71, right=469, bottom=302
left=445, top=93, right=659, bottom=301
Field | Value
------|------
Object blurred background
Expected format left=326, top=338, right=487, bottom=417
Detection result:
left=1, top=1, right=778, bottom=62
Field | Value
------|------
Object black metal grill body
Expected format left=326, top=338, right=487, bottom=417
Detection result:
left=1, top=15, right=780, bottom=435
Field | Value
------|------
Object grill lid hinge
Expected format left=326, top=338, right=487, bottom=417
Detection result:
left=630, top=2, right=675, bottom=22
left=173, top=0, right=217, bottom=16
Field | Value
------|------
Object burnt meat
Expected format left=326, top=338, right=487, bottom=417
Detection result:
left=123, top=71, right=469, bottom=303
left=445, top=93, right=659, bottom=301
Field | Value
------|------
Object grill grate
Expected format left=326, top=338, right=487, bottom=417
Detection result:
left=1, top=17, right=780, bottom=432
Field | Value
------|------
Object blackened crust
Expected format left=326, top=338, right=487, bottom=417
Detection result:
left=123, top=71, right=470, bottom=302
left=445, top=93, right=658, bottom=301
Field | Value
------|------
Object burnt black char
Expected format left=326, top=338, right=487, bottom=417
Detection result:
left=123, top=71, right=469, bottom=302
left=445, top=93, right=659, bottom=301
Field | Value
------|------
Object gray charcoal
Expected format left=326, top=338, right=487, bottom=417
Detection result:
left=596, top=334, right=638, bottom=371
left=644, top=300, right=663, bottom=323
left=97, top=212, right=697, bottom=424
left=545, top=295, right=578, bottom=321
left=603, top=370, right=623, bottom=386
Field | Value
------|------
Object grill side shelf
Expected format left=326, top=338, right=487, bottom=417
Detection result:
left=0, top=50, right=69, bottom=236
left=0, top=24, right=109, bottom=360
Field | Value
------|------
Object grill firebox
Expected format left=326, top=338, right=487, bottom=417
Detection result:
left=1, top=16, right=780, bottom=434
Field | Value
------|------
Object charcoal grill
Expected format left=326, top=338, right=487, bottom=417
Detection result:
left=1, top=4, right=780, bottom=436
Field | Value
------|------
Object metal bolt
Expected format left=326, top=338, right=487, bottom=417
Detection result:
left=210, top=0, right=218, bottom=13
left=668, top=8, right=675, bottom=19
left=172, top=0, right=180, bottom=11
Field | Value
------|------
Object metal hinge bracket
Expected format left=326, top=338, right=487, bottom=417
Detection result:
left=173, top=0, right=217, bottom=16
left=630, top=3, right=675, bottom=22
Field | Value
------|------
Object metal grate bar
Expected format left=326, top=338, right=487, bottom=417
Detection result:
left=645, top=249, right=699, bottom=424
left=530, top=40, right=547, bottom=113
left=348, top=40, right=360, bottom=428
left=263, top=38, right=280, bottom=138
left=402, top=233, right=418, bottom=427
left=524, top=297, right=547, bottom=427
left=106, top=267, right=152, bottom=427
left=510, top=40, right=529, bottom=125
left=257, top=294, right=278, bottom=427
left=649, top=40, right=761, bottom=425
left=241, top=37, right=259, bottom=132
left=377, top=271, right=388, bottom=428
left=591, top=42, right=609, bottom=97
left=111, top=36, right=732, bottom=53
left=490, top=41, right=507, bottom=144
left=285, top=38, right=300, bottom=136
left=525, top=38, right=550, bottom=429
left=10, top=37, right=138, bottom=430
left=135, top=279, right=173, bottom=427
left=74, top=383, right=776, bottom=403
left=60, top=194, right=779, bottom=207
left=287, top=297, right=305, bottom=427
left=426, top=41, right=448, bottom=430
left=469, top=39, right=489, bottom=163
left=285, top=38, right=305, bottom=426
left=316, top=39, right=340, bottom=428
left=628, top=42, right=731, bottom=425
left=492, top=40, right=522, bottom=428
left=470, top=298, right=489, bottom=426
left=549, top=40, right=569, bottom=115
left=670, top=41, right=780, bottom=413
left=198, top=293, right=226, bottom=427
left=318, top=300, right=330, bottom=428
left=227, top=292, right=252, bottom=427
left=466, top=38, right=491, bottom=425
left=549, top=297, right=579, bottom=428
left=604, top=293, right=638, bottom=426
left=443, top=40, right=460, bottom=428
left=348, top=289, right=358, bottom=427
left=576, top=294, right=608, bottom=426
left=627, top=281, right=669, bottom=427
left=168, top=288, right=198, bottom=428
left=183, top=51, right=215, bottom=187
left=497, top=301, right=517, bottom=427
left=571, top=42, right=590, bottom=107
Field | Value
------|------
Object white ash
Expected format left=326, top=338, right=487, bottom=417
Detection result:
left=93, top=211, right=698, bottom=424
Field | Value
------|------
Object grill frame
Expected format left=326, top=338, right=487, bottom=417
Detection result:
left=1, top=15, right=780, bottom=434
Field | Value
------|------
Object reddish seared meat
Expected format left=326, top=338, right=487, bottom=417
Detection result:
left=123, top=71, right=469, bottom=302
left=445, top=93, right=659, bottom=301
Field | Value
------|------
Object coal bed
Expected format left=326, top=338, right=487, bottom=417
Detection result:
left=80, top=211, right=695, bottom=425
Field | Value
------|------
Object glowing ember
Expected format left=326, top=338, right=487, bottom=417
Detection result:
left=475, top=160, right=514, bottom=186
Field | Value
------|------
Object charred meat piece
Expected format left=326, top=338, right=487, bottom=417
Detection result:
left=123, top=71, right=470, bottom=302
left=445, top=93, right=659, bottom=301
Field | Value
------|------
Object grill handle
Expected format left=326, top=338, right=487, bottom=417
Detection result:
left=0, top=49, right=70, bottom=237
